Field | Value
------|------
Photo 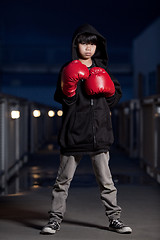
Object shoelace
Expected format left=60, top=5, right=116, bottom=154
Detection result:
left=111, top=220, right=124, bottom=228
left=48, top=221, right=60, bottom=228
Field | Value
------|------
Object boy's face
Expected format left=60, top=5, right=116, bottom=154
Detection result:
left=78, top=43, right=96, bottom=60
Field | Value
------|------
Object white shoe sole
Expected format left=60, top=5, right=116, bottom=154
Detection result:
left=40, top=227, right=57, bottom=234
left=109, top=226, right=132, bottom=234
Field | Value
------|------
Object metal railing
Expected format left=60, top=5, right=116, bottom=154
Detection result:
left=113, top=95, right=160, bottom=183
left=0, top=93, right=61, bottom=195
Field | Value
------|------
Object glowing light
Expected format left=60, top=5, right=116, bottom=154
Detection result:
left=57, top=110, right=63, bottom=117
left=11, top=110, right=20, bottom=119
left=32, top=174, right=40, bottom=179
left=33, top=110, right=41, bottom=117
left=32, top=184, right=40, bottom=189
left=48, top=110, right=55, bottom=117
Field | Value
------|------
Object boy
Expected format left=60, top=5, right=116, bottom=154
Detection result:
left=41, top=24, right=132, bottom=234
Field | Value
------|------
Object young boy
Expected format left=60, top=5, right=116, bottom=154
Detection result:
left=41, top=24, right=132, bottom=234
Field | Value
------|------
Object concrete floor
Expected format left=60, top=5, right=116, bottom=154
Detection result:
left=0, top=141, right=160, bottom=240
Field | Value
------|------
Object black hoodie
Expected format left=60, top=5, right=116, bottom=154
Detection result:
left=72, top=24, right=108, bottom=68
left=54, top=24, right=122, bottom=155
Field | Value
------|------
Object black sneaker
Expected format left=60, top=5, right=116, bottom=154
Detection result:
left=40, top=220, right=60, bottom=234
left=109, top=219, right=132, bottom=234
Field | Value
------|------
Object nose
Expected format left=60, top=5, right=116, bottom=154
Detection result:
left=86, top=44, right=91, bottom=50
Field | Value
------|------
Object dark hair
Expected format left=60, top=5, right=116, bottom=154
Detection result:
left=75, top=33, right=98, bottom=45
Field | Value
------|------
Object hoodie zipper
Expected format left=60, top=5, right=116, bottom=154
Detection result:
left=91, top=98, right=96, bottom=148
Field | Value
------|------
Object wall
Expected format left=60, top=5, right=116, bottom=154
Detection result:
left=133, top=17, right=160, bottom=98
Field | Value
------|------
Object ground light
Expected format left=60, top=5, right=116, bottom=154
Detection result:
left=11, top=110, right=20, bottom=119
left=48, top=110, right=55, bottom=117
left=33, top=110, right=41, bottom=117
left=57, top=110, right=63, bottom=117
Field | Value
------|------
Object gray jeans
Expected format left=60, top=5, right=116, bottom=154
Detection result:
left=50, top=152, right=121, bottom=222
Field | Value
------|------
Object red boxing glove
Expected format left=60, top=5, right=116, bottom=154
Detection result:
left=85, top=67, right=115, bottom=97
left=61, top=60, right=89, bottom=97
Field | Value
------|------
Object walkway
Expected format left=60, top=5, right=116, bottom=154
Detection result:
left=0, top=137, right=160, bottom=240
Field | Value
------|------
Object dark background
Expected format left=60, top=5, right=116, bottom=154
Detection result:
left=0, top=0, right=160, bottom=106
left=1, top=0, right=159, bottom=47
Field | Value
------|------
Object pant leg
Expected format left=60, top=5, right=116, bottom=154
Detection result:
left=91, top=152, right=121, bottom=220
left=50, top=154, right=81, bottom=223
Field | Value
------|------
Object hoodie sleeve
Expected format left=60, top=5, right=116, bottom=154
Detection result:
left=105, top=70, right=122, bottom=108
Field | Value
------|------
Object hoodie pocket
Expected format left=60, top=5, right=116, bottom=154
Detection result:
left=68, top=111, right=93, bottom=145
left=94, top=110, right=113, bottom=143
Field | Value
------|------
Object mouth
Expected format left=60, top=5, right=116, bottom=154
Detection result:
left=85, top=52, right=91, bottom=56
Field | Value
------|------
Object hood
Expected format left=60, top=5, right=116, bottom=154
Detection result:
left=72, top=24, right=108, bottom=68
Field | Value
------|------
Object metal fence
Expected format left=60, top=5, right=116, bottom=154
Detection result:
left=113, top=95, right=160, bottom=183
left=0, top=93, right=61, bottom=195
left=140, top=96, right=160, bottom=183
left=112, top=99, right=140, bottom=158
